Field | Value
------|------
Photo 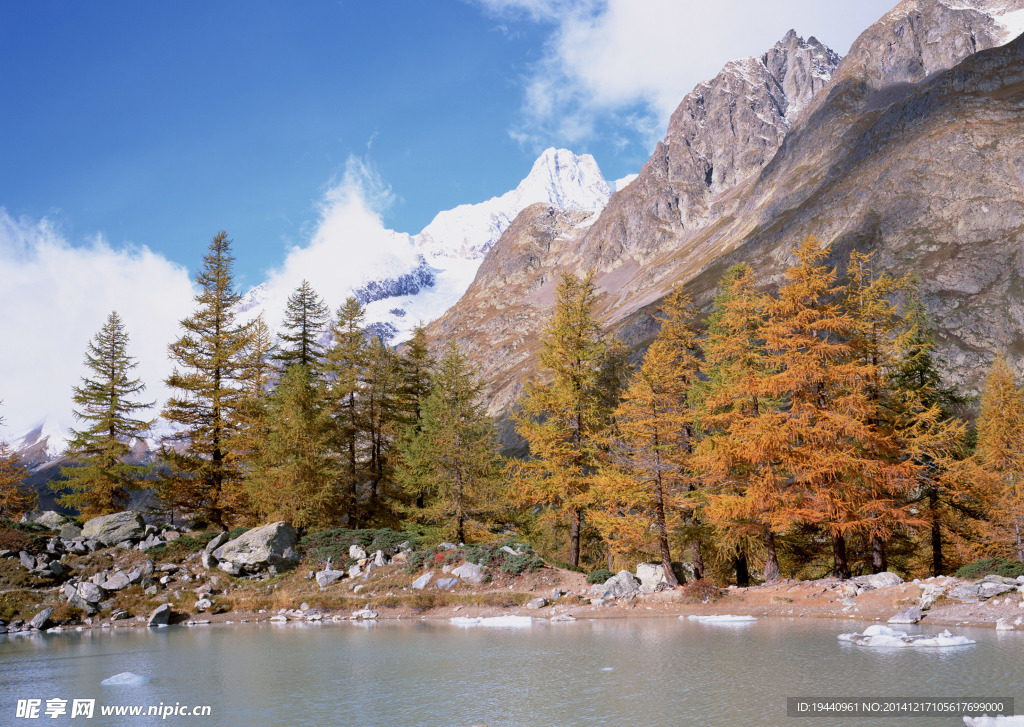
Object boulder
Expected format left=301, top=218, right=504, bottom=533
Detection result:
left=18, top=551, right=34, bottom=569
left=391, top=551, right=408, bottom=564
left=526, top=597, right=547, bottom=610
left=212, top=522, right=299, bottom=575
left=352, top=608, right=378, bottom=620
left=348, top=564, right=362, bottom=579
left=194, top=598, right=213, bottom=613
left=978, top=581, right=1015, bottom=599
left=372, top=550, right=386, bottom=567
left=349, top=544, right=367, bottom=560
left=412, top=571, right=433, bottom=590
left=439, top=542, right=458, bottom=551
left=888, top=606, right=922, bottom=624
left=452, top=562, right=486, bottom=585
left=147, top=604, right=171, bottom=627
left=29, top=607, right=53, bottom=630
left=636, top=562, right=671, bottom=591
left=590, top=570, right=640, bottom=600
left=315, top=569, right=345, bottom=589
left=205, top=531, right=231, bottom=553
left=851, top=572, right=903, bottom=590
left=137, top=534, right=166, bottom=551
left=101, top=571, right=133, bottom=592
left=57, top=522, right=82, bottom=540
left=436, top=577, right=459, bottom=590
left=82, top=511, right=146, bottom=547
left=24, top=510, right=71, bottom=530
left=76, top=582, right=105, bottom=603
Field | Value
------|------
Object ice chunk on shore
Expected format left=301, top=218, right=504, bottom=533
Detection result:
left=963, top=716, right=1024, bottom=726
left=838, top=624, right=975, bottom=648
left=449, top=615, right=533, bottom=628
left=685, top=614, right=757, bottom=624
left=101, top=672, right=151, bottom=686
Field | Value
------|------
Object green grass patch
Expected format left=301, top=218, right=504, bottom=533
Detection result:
left=955, top=558, right=1024, bottom=580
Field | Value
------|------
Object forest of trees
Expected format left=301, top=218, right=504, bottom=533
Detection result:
left=3, top=231, right=1024, bottom=586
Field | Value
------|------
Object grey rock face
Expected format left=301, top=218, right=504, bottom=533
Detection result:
left=451, top=562, right=486, bottom=585
left=315, top=569, right=345, bottom=589
left=81, top=511, right=145, bottom=547
left=590, top=570, right=641, bottom=600
left=852, top=572, right=904, bottom=590
left=147, top=604, right=171, bottom=626
left=412, top=572, right=433, bottom=590
left=636, top=562, right=671, bottom=591
left=212, top=522, right=299, bottom=575
left=888, top=605, right=923, bottom=624
left=29, top=607, right=53, bottom=630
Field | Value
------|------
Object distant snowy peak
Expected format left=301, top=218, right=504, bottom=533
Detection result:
left=415, top=148, right=611, bottom=260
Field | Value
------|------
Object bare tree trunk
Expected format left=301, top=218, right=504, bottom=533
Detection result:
left=570, top=507, right=581, bottom=568
left=831, top=534, right=850, bottom=579
left=763, top=528, right=780, bottom=582
left=1016, top=521, right=1023, bottom=564
left=691, top=540, right=704, bottom=581
left=870, top=534, right=887, bottom=574
left=735, top=550, right=750, bottom=588
left=653, top=475, right=678, bottom=586
left=930, top=488, right=944, bottom=576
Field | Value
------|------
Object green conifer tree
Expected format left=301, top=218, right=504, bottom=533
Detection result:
left=56, top=311, right=152, bottom=517
left=397, top=343, right=502, bottom=543
left=247, top=364, right=340, bottom=530
left=160, top=232, right=252, bottom=529
left=274, top=280, right=329, bottom=373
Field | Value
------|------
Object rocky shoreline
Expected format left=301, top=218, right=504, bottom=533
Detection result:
left=3, top=510, right=1024, bottom=637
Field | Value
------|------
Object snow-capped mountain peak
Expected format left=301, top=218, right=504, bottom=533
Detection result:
left=415, top=148, right=611, bottom=261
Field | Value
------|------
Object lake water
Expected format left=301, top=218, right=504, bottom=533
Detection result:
left=1, top=616, right=1021, bottom=726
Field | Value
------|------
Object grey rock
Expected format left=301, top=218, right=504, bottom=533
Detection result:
left=978, top=581, right=1015, bottom=599
left=81, top=511, right=146, bottom=547
left=66, top=540, right=87, bottom=555
left=590, top=570, right=641, bottom=600
left=18, top=551, right=34, bottom=569
left=144, top=585, right=158, bottom=596
left=435, top=577, right=459, bottom=590
left=372, top=549, right=386, bottom=567
left=526, top=597, right=547, bottom=610
left=211, top=522, right=299, bottom=575
left=851, top=572, right=904, bottom=590
left=501, top=545, right=522, bottom=557
left=888, top=606, right=923, bottom=624
left=983, top=574, right=1020, bottom=586
left=47, top=561, right=64, bottom=578
left=315, top=569, right=345, bottom=588
left=147, top=603, right=171, bottom=627
left=98, top=599, right=116, bottom=612
left=205, top=531, right=230, bottom=554
left=451, top=562, right=486, bottom=585
left=352, top=608, right=378, bottom=620
left=25, top=510, right=71, bottom=530
left=348, top=564, right=362, bottom=579
left=101, top=571, right=133, bottom=592
left=163, top=530, right=181, bottom=541
left=950, top=583, right=982, bottom=600
left=439, top=542, right=458, bottom=551
left=201, top=550, right=214, bottom=570
left=636, top=562, right=671, bottom=591
left=77, top=582, right=105, bottom=603
left=29, top=607, right=53, bottom=631
left=111, top=610, right=130, bottom=621
left=349, top=544, right=367, bottom=560
left=138, top=534, right=166, bottom=551
left=412, top=571, right=433, bottom=590
left=194, top=598, right=213, bottom=613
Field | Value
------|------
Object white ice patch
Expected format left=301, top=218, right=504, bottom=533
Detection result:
left=838, top=624, right=975, bottom=648
left=685, top=614, right=757, bottom=624
left=101, top=672, right=151, bottom=686
left=449, top=616, right=534, bottom=628
left=964, top=715, right=1024, bottom=726
left=996, top=8, right=1024, bottom=44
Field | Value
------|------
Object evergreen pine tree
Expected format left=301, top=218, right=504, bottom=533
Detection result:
left=397, top=342, right=502, bottom=543
left=246, top=364, right=340, bottom=530
left=274, top=280, right=329, bottom=372
left=326, top=296, right=369, bottom=526
left=228, top=316, right=277, bottom=501
left=362, top=336, right=403, bottom=524
left=399, top=324, right=434, bottom=431
left=160, top=232, right=252, bottom=529
left=56, top=311, right=152, bottom=517
left=510, top=271, right=609, bottom=567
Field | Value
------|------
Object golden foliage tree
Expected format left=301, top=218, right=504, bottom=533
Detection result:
left=595, top=290, right=701, bottom=584
left=975, top=355, right=1024, bottom=562
left=510, top=271, right=609, bottom=567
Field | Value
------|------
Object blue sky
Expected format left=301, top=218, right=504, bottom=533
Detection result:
left=1, top=0, right=895, bottom=285
left=0, top=0, right=899, bottom=437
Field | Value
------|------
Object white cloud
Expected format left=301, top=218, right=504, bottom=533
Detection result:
left=474, top=0, right=897, bottom=149
left=254, top=156, right=421, bottom=326
left=0, top=211, right=195, bottom=445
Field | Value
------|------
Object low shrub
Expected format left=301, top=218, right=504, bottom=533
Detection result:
left=679, top=579, right=723, bottom=604
left=300, top=528, right=419, bottom=564
left=586, top=569, right=614, bottom=584
left=0, top=528, right=35, bottom=553
left=955, top=558, right=1024, bottom=580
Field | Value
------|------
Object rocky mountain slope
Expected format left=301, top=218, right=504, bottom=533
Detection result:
left=426, top=0, right=1024, bottom=446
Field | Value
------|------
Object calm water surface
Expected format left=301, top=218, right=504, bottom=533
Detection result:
left=1, top=616, right=1021, bottom=727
